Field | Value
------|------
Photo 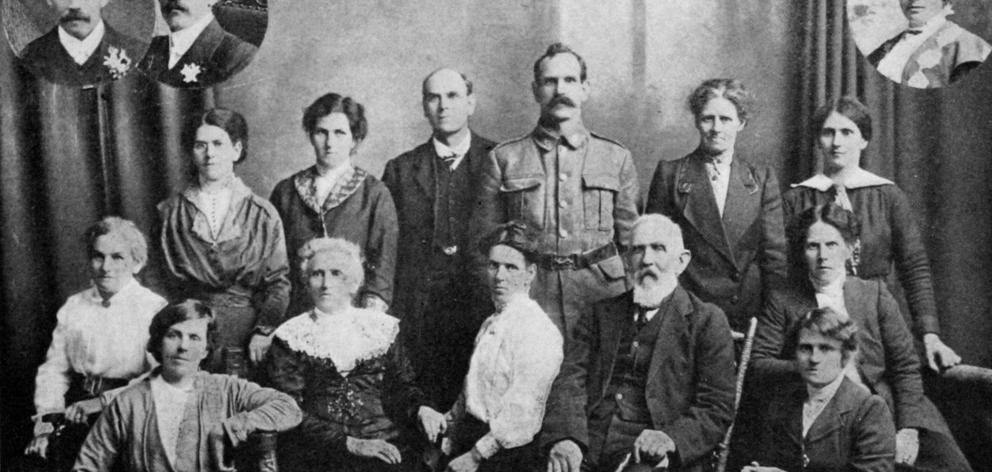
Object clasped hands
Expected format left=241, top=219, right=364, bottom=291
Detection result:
left=547, top=429, right=676, bottom=472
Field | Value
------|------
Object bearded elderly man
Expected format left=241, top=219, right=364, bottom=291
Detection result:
left=541, top=214, right=735, bottom=472
left=469, top=43, right=638, bottom=340
left=139, top=0, right=257, bottom=87
left=19, top=0, right=147, bottom=86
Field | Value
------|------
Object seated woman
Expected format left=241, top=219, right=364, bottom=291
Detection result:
left=25, top=217, right=167, bottom=469
left=264, top=238, right=441, bottom=472
left=73, top=300, right=302, bottom=472
left=443, top=222, right=563, bottom=472
left=741, top=307, right=895, bottom=471
left=749, top=204, right=971, bottom=471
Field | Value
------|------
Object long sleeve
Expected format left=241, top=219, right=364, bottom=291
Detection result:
left=539, top=302, right=595, bottom=451
left=875, top=285, right=927, bottom=430
left=468, top=150, right=504, bottom=286
left=662, top=303, right=736, bottom=466
left=886, top=187, right=939, bottom=336
left=72, top=393, right=128, bottom=472
left=252, top=214, right=291, bottom=331
left=382, top=337, right=431, bottom=424
left=758, top=169, right=787, bottom=292
left=34, top=306, right=73, bottom=415
left=850, top=395, right=897, bottom=472
left=612, top=149, right=640, bottom=249
left=362, top=181, right=399, bottom=306
left=220, top=375, right=303, bottom=448
left=468, top=301, right=564, bottom=458
left=750, top=290, right=801, bottom=383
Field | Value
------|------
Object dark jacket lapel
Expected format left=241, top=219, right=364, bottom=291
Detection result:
left=646, top=287, right=692, bottom=394
left=721, top=159, right=761, bottom=258
left=598, top=292, right=633, bottom=400
left=177, top=19, right=226, bottom=68
left=678, top=152, right=734, bottom=264
left=804, top=378, right=858, bottom=444
left=411, top=140, right=436, bottom=198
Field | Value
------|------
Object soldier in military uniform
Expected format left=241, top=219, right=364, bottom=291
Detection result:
left=470, top=43, right=639, bottom=339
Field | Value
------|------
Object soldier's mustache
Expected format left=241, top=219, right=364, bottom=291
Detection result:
left=550, top=96, right=576, bottom=108
left=60, top=10, right=90, bottom=23
left=163, top=1, right=188, bottom=13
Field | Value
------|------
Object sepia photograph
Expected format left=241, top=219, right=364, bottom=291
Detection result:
left=2, top=1, right=992, bottom=471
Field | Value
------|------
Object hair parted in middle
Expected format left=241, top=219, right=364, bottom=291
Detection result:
left=687, top=78, right=753, bottom=123
left=296, top=237, right=365, bottom=292
left=302, top=93, right=368, bottom=142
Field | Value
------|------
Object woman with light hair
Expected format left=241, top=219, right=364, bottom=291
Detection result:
left=263, top=237, right=441, bottom=472
left=25, top=217, right=167, bottom=469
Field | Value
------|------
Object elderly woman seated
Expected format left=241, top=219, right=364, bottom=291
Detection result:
left=739, top=307, right=895, bottom=471
left=25, top=217, right=168, bottom=470
left=263, top=237, right=442, bottom=472
left=748, top=204, right=971, bottom=471
left=73, top=300, right=302, bottom=471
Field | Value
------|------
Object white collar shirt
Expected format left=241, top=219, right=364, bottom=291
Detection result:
left=58, top=20, right=106, bottom=66
left=150, top=374, right=193, bottom=468
left=876, top=12, right=950, bottom=82
left=802, top=373, right=845, bottom=437
left=168, top=11, right=215, bottom=69
left=431, top=134, right=472, bottom=170
left=704, top=155, right=733, bottom=216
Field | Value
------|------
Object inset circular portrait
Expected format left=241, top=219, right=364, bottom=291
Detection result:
left=849, top=0, right=992, bottom=88
left=3, top=0, right=155, bottom=87
left=137, top=0, right=268, bottom=88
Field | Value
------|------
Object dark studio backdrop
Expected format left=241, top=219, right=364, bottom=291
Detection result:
left=2, top=0, right=992, bottom=468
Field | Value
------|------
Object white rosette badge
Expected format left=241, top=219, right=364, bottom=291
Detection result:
left=102, top=47, right=131, bottom=79
left=180, top=63, right=204, bottom=84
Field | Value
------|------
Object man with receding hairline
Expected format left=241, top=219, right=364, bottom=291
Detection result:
left=19, top=0, right=146, bottom=86
left=541, top=214, right=735, bottom=472
left=138, top=0, right=257, bottom=87
left=382, top=67, right=496, bottom=410
left=470, top=42, right=639, bottom=340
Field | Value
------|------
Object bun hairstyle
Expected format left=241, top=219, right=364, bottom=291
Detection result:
left=687, top=78, right=753, bottom=123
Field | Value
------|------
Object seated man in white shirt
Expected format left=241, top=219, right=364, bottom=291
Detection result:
left=24, top=217, right=167, bottom=469
left=138, top=0, right=258, bottom=87
left=439, top=221, right=564, bottom=472
left=19, top=0, right=147, bottom=86
left=73, top=299, right=302, bottom=472
left=867, top=0, right=991, bottom=88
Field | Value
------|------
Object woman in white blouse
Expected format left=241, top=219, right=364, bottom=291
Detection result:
left=443, top=222, right=564, bottom=472
left=24, top=217, right=167, bottom=466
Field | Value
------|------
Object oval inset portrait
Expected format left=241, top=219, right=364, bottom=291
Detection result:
left=4, top=0, right=155, bottom=87
left=137, top=0, right=268, bottom=89
left=849, top=0, right=992, bottom=88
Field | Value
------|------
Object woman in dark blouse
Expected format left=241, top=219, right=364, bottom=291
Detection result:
left=782, top=96, right=960, bottom=372
left=270, top=93, right=398, bottom=316
left=264, top=237, right=441, bottom=472
left=155, top=108, right=290, bottom=373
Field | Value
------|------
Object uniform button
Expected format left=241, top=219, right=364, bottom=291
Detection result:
left=731, top=271, right=741, bottom=281
left=632, top=341, right=639, bottom=349
left=559, top=173, right=568, bottom=182
left=615, top=393, right=623, bottom=401
left=559, top=229, right=568, bottom=238
left=731, top=295, right=740, bottom=304
left=559, top=200, right=567, bottom=209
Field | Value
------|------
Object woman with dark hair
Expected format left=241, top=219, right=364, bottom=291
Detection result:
left=270, top=93, right=398, bottom=315
left=739, top=307, right=895, bottom=472
left=748, top=204, right=970, bottom=471
left=155, top=107, right=291, bottom=373
left=263, top=238, right=440, bottom=472
left=73, top=300, right=302, bottom=472
left=783, top=96, right=960, bottom=373
left=645, top=78, right=786, bottom=332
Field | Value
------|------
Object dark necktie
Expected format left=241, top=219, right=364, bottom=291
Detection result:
left=438, top=153, right=458, bottom=170
left=635, top=308, right=649, bottom=331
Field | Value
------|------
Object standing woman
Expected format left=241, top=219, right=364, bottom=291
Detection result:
left=783, top=97, right=960, bottom=372
left=645, top=78, right=787, bottom=332
left=156, top=108, right=291, bottom=373
left=270, top=93, right=398, bottom=315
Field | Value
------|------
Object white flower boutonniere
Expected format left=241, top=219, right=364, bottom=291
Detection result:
left=180, top=63, right=203, bottom=83
left=102, top=47, right=131, bottom=79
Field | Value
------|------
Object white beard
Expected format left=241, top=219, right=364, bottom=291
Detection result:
left=632, top=274, right=678, bottom=308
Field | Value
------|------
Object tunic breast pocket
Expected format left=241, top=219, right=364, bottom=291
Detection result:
left=499, top=176, right=545, bottom=228
left=582, top=174, right=619, bottom=231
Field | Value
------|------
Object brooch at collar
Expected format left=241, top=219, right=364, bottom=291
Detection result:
left=102, top=47, right=132, bottom=79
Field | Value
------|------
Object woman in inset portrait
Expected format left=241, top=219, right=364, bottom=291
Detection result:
left=645, top=78, right=787, bottom=333
left=783, top=96, right=961, bottom=373
left=270, top=93, right=398, bottom=316
left=155, top=107, right=290, bottom=374
left=749, top=204, right=971, bottom=471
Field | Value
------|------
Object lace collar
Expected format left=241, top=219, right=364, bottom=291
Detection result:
left=273, top=306, right=398, bottom=374
left=292, top=165, right=368, bottom=215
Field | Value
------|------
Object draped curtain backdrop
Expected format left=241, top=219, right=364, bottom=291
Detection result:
left=798, top=1, right=992, bottom=467
left=2, top=0, right=992, bottom=468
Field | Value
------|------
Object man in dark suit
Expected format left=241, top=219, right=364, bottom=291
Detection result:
left=139, top=0, right=257, bottom=87
left=541, top=214, right=736, bottom=472
left=381, top=68, right=496, bottom=410
left=19, top=0, right=146, bottom=86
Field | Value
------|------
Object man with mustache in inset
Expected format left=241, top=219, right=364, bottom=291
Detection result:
left=470, top=42, right=639, bottom=342
left=540, top=214, right=736, bottom=472
left=138, top=0, right=257, bottom=88
left=19, top=0, right=147, bottom=86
